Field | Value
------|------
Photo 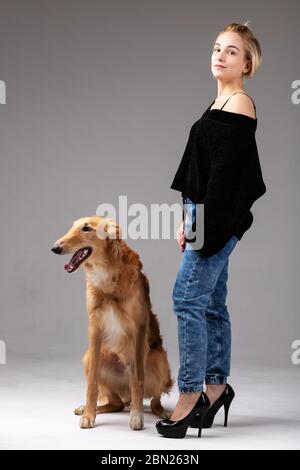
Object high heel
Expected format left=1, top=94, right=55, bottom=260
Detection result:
left=155, top=392, right=210, bottom=438
left=190, top=383, right=235, bottom=429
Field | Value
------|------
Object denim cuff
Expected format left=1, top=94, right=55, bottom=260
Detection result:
left=178, top=383, right=204, bottom=393
left=205, top=375, right=228, bottom=385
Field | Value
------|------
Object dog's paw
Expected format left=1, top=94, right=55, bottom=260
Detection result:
left=130, top=410, right=144, bottom=430
left=79, top=415, right=95, bottom=429
left=74, top=405, right=85, bottom=415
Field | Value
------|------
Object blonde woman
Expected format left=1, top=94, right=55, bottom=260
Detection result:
left=156, top=22, right=266, bottom=439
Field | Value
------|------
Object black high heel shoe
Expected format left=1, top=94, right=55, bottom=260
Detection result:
left=155, top=392, right=210, bottom=438
left=190, top=383, right=235, bottom=429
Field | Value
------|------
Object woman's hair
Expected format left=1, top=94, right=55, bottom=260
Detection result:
left=218, top=21, right=262, bottom=79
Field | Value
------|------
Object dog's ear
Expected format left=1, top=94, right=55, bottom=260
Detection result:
left=96, top=218, right=123, bottom=260
left=96, top=218, right=122, bottom=241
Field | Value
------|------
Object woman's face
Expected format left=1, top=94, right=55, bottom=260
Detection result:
left=211, top=31, right=249, bottom=82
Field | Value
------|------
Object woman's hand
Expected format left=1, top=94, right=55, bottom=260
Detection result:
left=176, top=222, right=186, bottom=252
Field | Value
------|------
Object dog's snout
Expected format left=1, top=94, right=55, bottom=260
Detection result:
left=51, top=244, right=63, bottom=254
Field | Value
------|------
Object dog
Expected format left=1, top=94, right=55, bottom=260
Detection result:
left=51, top=215, right=174, bottom=430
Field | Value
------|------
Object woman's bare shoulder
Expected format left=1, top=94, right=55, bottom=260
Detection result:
left=223, top=92, right=256, bottom=119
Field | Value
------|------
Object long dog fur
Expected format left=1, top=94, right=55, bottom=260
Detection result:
left=52, top=216, right=174, bottom=430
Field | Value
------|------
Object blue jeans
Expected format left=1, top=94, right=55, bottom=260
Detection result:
left=172, top=196, right=239, bottom=393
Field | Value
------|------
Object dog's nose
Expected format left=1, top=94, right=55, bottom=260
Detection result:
left=51, top=244, right=63, bottom=254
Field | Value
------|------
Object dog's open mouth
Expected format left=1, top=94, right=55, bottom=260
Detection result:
left=64, top=247, right=92, bottom=273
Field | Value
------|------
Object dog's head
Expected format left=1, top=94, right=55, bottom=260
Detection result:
left=51, top=216, right=122, bottom=273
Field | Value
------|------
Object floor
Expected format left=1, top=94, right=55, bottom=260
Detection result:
left=1, top=356, right=299, bottom=450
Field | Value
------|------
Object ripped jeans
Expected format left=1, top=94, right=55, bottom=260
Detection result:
left=172, top=195, right=239, bottom=393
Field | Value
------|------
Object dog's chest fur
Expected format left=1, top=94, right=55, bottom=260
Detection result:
left=87, top=265, right=109, bottom=288
left=101, top=305, right=125, bottom=348
left=85, top=265, right=142, bottom=361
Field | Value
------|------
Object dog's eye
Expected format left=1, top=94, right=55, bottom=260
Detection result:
left=82, top=225, right=93, bottom=232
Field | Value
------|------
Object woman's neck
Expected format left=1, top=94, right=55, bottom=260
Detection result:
left=216, top=83, right=245, bottom=99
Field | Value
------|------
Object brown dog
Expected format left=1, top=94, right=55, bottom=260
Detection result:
left=51, top=216, right=173, bottom=430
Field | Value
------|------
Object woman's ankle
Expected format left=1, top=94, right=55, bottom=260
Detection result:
left=205, top=384, right=226, bottom=404
left=179, top=391, right=201, bottom=399
left=206, top=384, right=226, bottom=392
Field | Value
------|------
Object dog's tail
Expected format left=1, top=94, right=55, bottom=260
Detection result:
left=141, top=272, right=175, bottom=394
left=141, top=272, right=163, bottom=350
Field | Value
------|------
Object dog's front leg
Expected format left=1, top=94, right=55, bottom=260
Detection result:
left=80, top=326, right=100, bottom=429
left=129, top=325, right=146, bottom=430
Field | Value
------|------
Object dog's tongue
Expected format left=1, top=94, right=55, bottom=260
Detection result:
left=64, top=249, right=85, bottom=273
left=64, top=261, right=74, bottom=273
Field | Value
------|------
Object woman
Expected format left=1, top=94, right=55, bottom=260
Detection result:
left=156, top=22, right=266, bottom=439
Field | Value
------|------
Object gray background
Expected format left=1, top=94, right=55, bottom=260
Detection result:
left=0, top=0, right=299, bottom=372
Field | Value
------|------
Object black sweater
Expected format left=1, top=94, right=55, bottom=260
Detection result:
left=170, top=99, right=267, bottom=257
